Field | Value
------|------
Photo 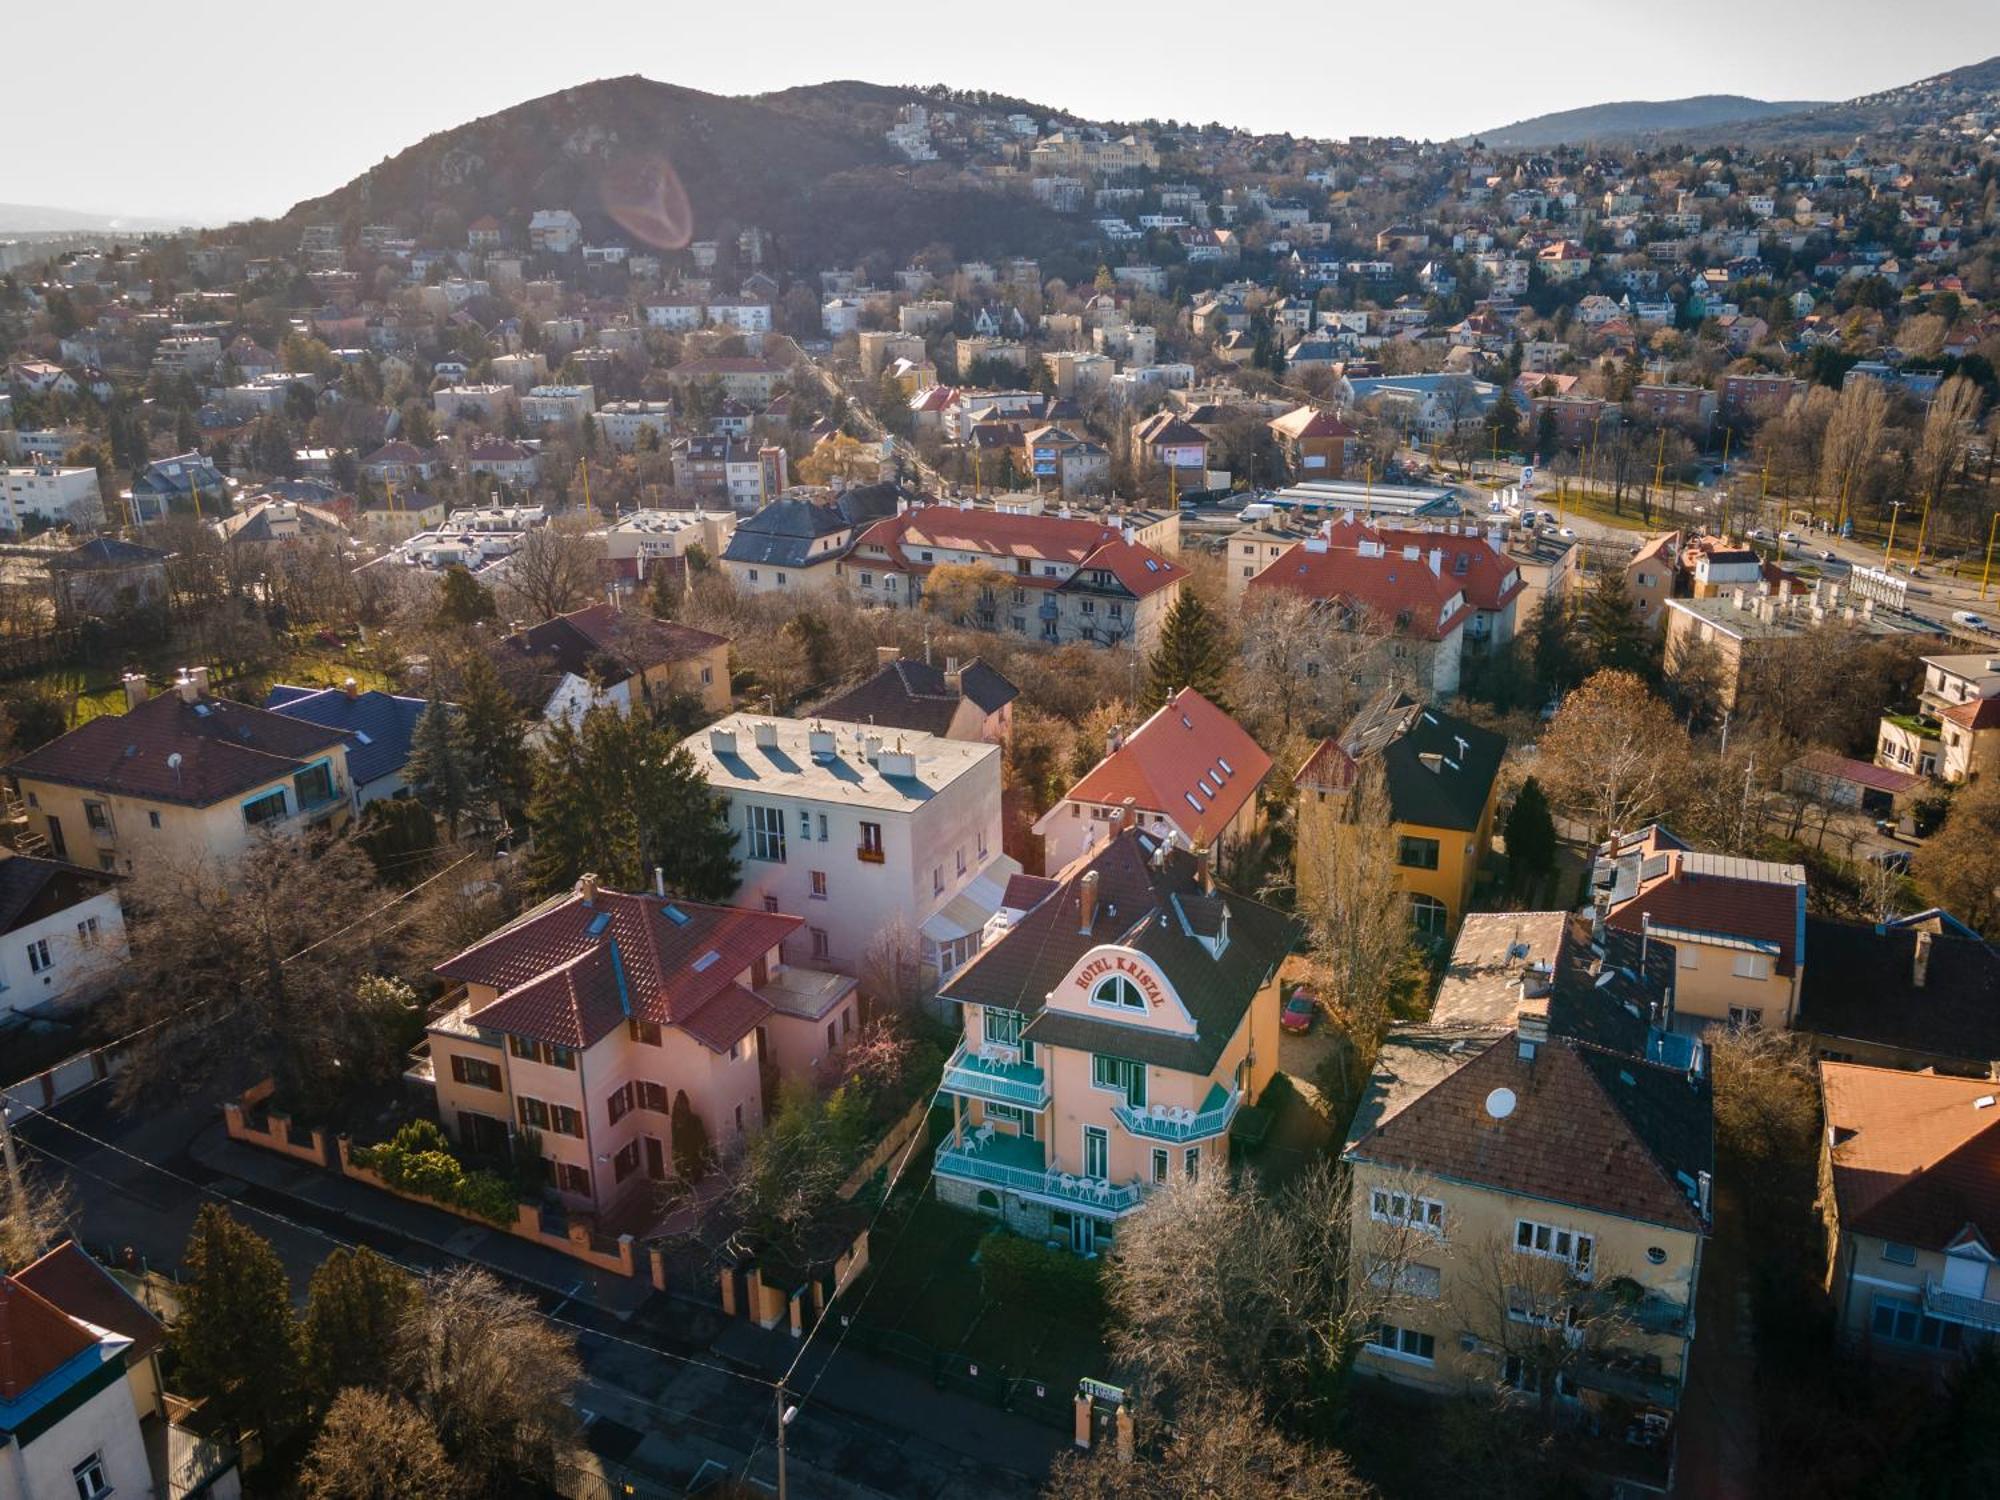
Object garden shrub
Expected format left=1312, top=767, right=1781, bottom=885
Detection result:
left=978, top=1230, right=1103, bottom=1323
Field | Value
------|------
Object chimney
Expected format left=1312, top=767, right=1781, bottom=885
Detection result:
left=1914, top=929, right=1934, bottom=990
left=864, top=734, right=883, bottom=764
left=753, top=721, right=779, bottom=749
left=576, top=872, right=599, bottom=905
left=174, top=668, right=200, bottom=704
left=808, top=727, right=836, bottom=761
left=122, top=672, right=149, bottom=711
left=653, top=867, right=666, bottom=897
left=709, top=727, right=738, bottom=756
left=1195, top=845, right=1215, bottom=894
left=1517, top=1011, right=1549, bottom=1060
left=876, top=645, right=900, bottom=668
left=343, top=676, right=359, bottom=699
left=1078, top=869, right=1100, bottom=933
left=1107, top=724, right=1124, bottom=756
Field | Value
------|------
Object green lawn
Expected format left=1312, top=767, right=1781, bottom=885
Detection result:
left=20, top=635, right=403, bottom=731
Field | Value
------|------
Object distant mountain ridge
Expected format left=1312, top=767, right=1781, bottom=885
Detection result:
left=1471, top=96, right=1825, bottom=149
left=0, top=203, right=207, bottom=234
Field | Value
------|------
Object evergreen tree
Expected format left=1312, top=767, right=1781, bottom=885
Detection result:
left=1535, top=406, right=1559, bottom=464
left=299, top=1247, right=420, bottom=1410
left=356, top=797, right=439, bottom=882
left=436, top=566, right=497, bottom=627
left=454, top=653, right=531, bottom=826
left=404, top=692, right=474, bottom=838
left=1487, top=390, right=1521, bottom=454
left=171, top=1205, right=303, bottom=1440
left=526, top=708, right=738, bottom=899
left=1504, top=776, right=1558, bottom=895
left=1144, top=589, right=1231, bottom=710
left=648, top=564, right=681, bottom=621
left=1530, top=589, right=1579, bottom=698
left=1582, top=568, right=1651, bottom=677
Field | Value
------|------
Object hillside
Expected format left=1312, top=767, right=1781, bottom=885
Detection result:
left=271, top=75, right=1083, bottom=267
left=1726, top=54, right=2000, bottom=146
left=0, top=202, right=206, bottom=234
left=1471, top=95, right=1824, bottom=149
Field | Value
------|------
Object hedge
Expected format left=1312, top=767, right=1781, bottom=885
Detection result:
left=978, top=1229, right=1104, bottom=1323
left=353, top=1119, right=521, bottom=1226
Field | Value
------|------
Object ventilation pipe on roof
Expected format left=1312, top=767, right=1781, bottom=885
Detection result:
left=577, top=872, right=599, bottom=905
left=654, top=866, right=666, bottom=898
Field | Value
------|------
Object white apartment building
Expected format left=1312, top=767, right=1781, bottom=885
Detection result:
left=593, top=401, right=675, bottom=451
left=0, top=466, right=102, bottom=530
left=520, top=384, right=597, bottom=426
left=644, top=299, right=705, bottom=331
left=706, top=299, right=772, bottom=334
left=684, top=714, right=1017, bottom=984
left=432, top=384, right=514, bottom=424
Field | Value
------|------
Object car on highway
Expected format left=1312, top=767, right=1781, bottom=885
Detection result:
left=1557, top=526, right=1577, bottom=540
left=1281, top=988, right=1320, bottom=1035
left=1952, top=611, right=1992, bottom=633
left=1749, top=527, right=1773, bottom=541
left=1819, top=549, right=1839, bottom=562
left=1780, top=530, right=1802, bottom=544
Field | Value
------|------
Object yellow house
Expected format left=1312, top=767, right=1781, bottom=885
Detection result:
left=423, top=878, right=859, bottom=1218
left=1294, top=696, right=1505, bottom=942
left=5, top=667, right=352, bottom=874
left=930, top=829, right=1295, bottom=1255
left=1820, top=1062, right=2000, bottom=1367
left=1594, top=826, right=1806, bottom=1030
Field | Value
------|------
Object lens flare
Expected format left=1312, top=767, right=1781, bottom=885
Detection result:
left=599, top=154, right=693, bottom=250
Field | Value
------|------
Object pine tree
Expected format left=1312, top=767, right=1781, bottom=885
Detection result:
left=404, top=692, right=473, bottom=838
left=436, top=566, right=497, bottom=627
left=299, top=1247, right=420, bottom=1410
left=454, top=653, right=531, bottom=827
left=1504, top=776, right=1558, bottom=894
left=1144, top=589, right=1231, bottom=710
left=171, top=1206, right=303, bottom=1440
left=1582, top=568, right=1651, bottom=677
left=1530, top=589, right=1579, bottom=698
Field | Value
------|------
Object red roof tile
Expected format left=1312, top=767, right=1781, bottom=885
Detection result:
left=1061, top=689, right=1271, bottom=847
left=15, top=1242, right=163, bottom=1361
left=1822, top=1062, right=2000, bottom=1251
left=678, top=982, right=772, bottom=1053
left=439, top=889, right=799, bottom=1049
left=0, top=1276, right=96, bottom=1400
left=1246, top=524, right=1474, bottom=642
left=1940, top=696, right=2000, bottom=731
left=855, top=507, right=1186, bottom=599
left=1604, top=851, right=1804, bottom=976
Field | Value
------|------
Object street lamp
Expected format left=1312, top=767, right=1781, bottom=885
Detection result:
left=1883, top=500, right=1908, bottom=567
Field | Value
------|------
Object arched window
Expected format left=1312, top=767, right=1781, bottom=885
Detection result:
left=1092, top=975, right=1147, bottom=1012
left=1408, top=893, right=1449, bottom=938
left=976, top=1189, right=1000, bottom=1211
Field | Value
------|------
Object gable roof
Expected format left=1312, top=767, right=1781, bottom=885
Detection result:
left=1821, top=1062, right=2000, bottom=1252
left=46, top=537, right=173, bottom=573
left=7, top=689, right=349, bottom=807
left=500, top=604, right=728, bottom=692
left=437, top=887, right=798, bottom=1052
left=1297, top=695, right=1506, bottom=833
left=0, top=1275, right=97, bottom=1402
left=0, top=855, right=117, bottom=936
left=1798, top=916, right=2000, bottom=1063
left=813, top=656, right=1018, bottom=737
left=1060, top=689, right=1271, bottom=847
left=1602, top=837, right=1806, bottom=977
left=14, top=1242, right=163, bottom=1363
left=722, top=499, right=857, bottom=568
left=1247, top=527, right=1472, bottom=642
left=940, top=829, right=1299, bottom=1076
left=263, top=684, right=434, bottom=788
left=1346, top=1032, right=1710, bottom=1232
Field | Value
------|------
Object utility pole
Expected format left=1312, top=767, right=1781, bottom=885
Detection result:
left=0, top=1095, right=25, bottom=1234
left=775, top=1387, right=796, bottom=1500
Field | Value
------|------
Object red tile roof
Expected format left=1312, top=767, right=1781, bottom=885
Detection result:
left=1604, top=849, right=1805, bottom=976
left=1822, top=1062, right=2000, bottom=1251
left=0, top=1276, right=97, bottom=1400
left=1940, top=696, right=2000, bottom=731
left=438, top=888, right=798, bottom=1051
left=6, top=689, right=349, bottom=806
left=1366, top=523, right=1523, bottom=614
left=856, top=506, right=1186, bottom=599
left=1246, top=522, right=1474, bottom=641
left=1061, top=689, right=1271, bottom=847
left=14, top=1242, right=163, bottom=1362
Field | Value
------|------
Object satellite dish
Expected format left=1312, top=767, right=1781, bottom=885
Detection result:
left=166, top=753, right=183, bottom=770
left=1484, top=1087, right=1517, bottom=1121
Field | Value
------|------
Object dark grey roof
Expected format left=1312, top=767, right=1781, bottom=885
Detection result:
left=813, top=657, right=1018, bottom=736
left=720, top=499, right=856, bottom=569
left=1798, top=915, right=2000, bottom=1064
left=943, top=830, right=1300, bottom=1076
left=1342, top=696, right=1507, bottom=833
left=0, top=855, right=117, bottom=935
left=46, top=538, right=173, bottom=573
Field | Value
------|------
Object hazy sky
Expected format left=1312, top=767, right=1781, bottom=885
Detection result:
left=29, top=0, right=2000, bottom=224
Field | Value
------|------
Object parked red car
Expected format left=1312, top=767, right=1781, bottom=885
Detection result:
left=1281, top=988, right=1319, bottom=1035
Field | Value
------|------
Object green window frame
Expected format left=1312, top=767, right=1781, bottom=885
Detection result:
left=1091, top=1054, right=1146, bottom=1108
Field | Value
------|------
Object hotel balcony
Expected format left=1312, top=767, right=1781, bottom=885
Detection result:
left=933, top=1130, right=1145, bottom=1215
left=1923, top=1275, right=2000, bottom=1332
left=1113, top=1082, right=1240, bottom=1143
left=938, top=1041, right=1052, bottom=1110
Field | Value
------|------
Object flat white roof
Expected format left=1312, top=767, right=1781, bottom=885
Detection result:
left=686, top=713, right=998, bottom=812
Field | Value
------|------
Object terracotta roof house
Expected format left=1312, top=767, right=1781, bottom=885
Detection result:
left=1593, top=825, right=1807, bottom=1030
left=1035, top=688, right=1271, bottom=874
left=1797, top=911, right=2000, bottom=1074
left=1342, top=979, right=1711, bottom=1474
left=841, top=503, right=1186, bottom=651
left=1266, top=404, right=1361, bottom=479
left=498, top=603, right=731, bottom=728
left=1, top=1243, right=240, bottom=1499
left=1246, top=517, right=1475, bottom=696
left=1820, top=1062, right=2000, bottom=1365
left=813, top=649, right=1018, bottom=744
left=930, top=828, right=1298, bottom=1254
left=423, top=877, right=859, bottom=1218
left=5, top=668, right=352, bottom=872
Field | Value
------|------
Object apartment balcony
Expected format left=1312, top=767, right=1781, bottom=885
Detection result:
left=1923, top=1275, right=2000, bottom=1332
left=1113, top=1082, right=1240, bottom=1143
left=856, top=845, right=886, bottom=864
left=938, top=1041, right=1051, bottom=1110
left=933, top=1130, right=1145, bottom=1215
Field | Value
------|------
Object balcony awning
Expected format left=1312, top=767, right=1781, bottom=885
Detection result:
left=921, top=856, right=1021, bottom=945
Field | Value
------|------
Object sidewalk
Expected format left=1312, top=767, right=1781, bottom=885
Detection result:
left=189, top=1119, right=656, bottom=1318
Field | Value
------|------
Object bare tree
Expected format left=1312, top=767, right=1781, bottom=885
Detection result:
left=0, top=1163, right=76, bottom=1273
left=300, top=1388, right=463, bottom=1500
left=1538, top=670, right=1690, bottom=839
left=1910, top=375, right=1984, bottom=546
left=499, top=521, right=606, bottom=623
left=860, top=913, right=934, bottom=1015
left=393, top=1266, right=580, bottom=1492
left=1817, top=377, right=1888, bottom=517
